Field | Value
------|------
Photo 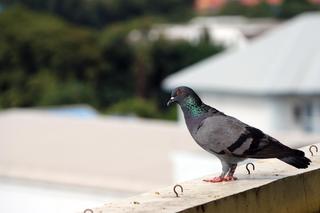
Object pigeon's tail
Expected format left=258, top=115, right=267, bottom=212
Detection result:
left=278, top=149, right=311, bottom=169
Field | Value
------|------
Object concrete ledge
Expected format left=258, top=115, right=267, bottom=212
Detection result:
left=91, top=144, right=320, bottom=213
left=183, top=169, right=320, bottom=213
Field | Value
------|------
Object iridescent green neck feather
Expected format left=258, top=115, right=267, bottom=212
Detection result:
left=183, top=96, right=205, bottom=117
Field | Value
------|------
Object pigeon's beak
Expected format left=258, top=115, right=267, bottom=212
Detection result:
left=167, top=97, right=176, bottom=106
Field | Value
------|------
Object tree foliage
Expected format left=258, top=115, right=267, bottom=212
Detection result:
left=0, top=6, right=223, bottom=119
left=1, top=0, right=319, bottom=119
left=0, top=0, right=194, bottom=28
left=218, top=0, right=320, bottom=18
left=0, top=7, right=102, bottom=107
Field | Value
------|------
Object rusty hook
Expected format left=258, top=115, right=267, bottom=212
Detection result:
left=309, top=145, right=318, bottom=157
left=246, top=163, right=255, bottom=175
left=173, top=184, right=183, bottom=197
left=83, top=209, right=93, bottom=213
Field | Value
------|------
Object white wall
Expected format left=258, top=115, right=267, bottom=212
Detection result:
left=271, top=96, right=298, bottom=132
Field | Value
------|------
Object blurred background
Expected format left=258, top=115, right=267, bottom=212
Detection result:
left=1, top=0, right=320, bottom=212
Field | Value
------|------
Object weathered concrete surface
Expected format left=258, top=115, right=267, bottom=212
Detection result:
left=2, top=109, right=319, bottom=195
left=92, top=144, right=320, bottom=213
left=0, top=110, right=198, bottom=193
left=183, top=168, right=320, bottom=213
left=3, top=109, right=318, bottom=195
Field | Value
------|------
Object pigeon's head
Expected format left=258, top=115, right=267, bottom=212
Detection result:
left=167, top=86, right=202, bottom=107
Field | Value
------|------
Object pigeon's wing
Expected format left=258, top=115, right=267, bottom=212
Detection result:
left=194, top=115, right=248, bottom=155
left=195, top=115, right=295, bottom=158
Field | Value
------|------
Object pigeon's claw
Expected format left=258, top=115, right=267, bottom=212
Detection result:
left=203, top=177, right=224, bottom=183
left=223, top=176, right=238, bottom=181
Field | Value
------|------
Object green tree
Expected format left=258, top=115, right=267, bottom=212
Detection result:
left=0, top=6, right=223, bottom=120
left=0, top=0, right=194, bottom=28
left=217, top=0, right=320, bottom=18
left=0, top=6, right=102, bottom=107
left=280, top=0, right=320, bottom=19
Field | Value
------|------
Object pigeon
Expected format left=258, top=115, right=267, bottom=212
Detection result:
left=167, top=86, right=311, bottom=183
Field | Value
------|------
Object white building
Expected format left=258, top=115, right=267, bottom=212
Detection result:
left=149, top=16, right=278, bottom=48
left=163, top=13, right=320, bottom=134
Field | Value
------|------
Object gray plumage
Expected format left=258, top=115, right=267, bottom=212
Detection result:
left=167, top=86, right=311, bottom=182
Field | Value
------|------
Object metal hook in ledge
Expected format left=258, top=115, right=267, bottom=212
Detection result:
left=309, top=145, right=318, bottom=157
left=173, top=184, right=183, bottom=197
left=83, top=209, right=93, bottom=213
left=246, top=163, right=255, bottom=175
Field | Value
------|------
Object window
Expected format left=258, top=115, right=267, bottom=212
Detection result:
left=293, top=101, right=313, bottom=132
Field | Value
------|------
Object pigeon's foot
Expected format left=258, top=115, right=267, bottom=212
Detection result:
left=203, top=177, right=224, bottom=183
left=223, top=176, right=238, bottom=181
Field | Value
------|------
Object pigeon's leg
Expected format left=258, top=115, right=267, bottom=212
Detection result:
left=203, top=161, right=230, bottom=183
left=224, top=164, right=238, bottom=181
